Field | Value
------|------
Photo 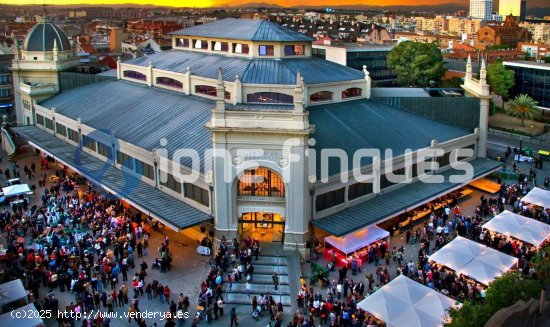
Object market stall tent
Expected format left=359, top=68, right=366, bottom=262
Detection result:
left=482, top=211, right=550, bottom=248
left=0, top=303, right=45, bottom=327
left=324, top=225, right=389, bottom=255
left=357, top=275, right=456, bottom=327
left=521, top=187, right=550, bottom=208
left=429, top=236, right=518, bottom=285
left=1, top=184, right=31, bottom=197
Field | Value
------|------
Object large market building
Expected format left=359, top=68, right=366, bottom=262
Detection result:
left=9, top=17, right=500, bottom=252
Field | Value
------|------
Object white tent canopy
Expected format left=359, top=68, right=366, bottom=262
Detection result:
left=357, top=275, right=456, bottom=327
left=1, top=184, right=31, bottom=197
left=482, top=210, right=550, bottom=248
left=429, top=236, right=518, bottom=285
left=0, top=303, right=44, bottom=327
left=324, top=225, right=389, bottom=255
left=0, top=279, right=28, bottom=308
left=521, top=187, right=550, bottom=208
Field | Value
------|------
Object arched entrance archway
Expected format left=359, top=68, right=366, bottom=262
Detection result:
left=236, top=167, right=286, bottom=243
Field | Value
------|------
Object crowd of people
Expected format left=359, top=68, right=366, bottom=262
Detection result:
left=298, top=164, right=547, bottom=325
left=198, top=236, right=286, bottom=326
left=0, top=159, right=191, bottom=327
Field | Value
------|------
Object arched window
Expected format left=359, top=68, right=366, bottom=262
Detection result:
left=342, top=87, right=362, bottom=99
left=156, top=77, right=183, bottom=89
left=310, top=91, right=333, bottom=103
left=123, top=70, right=146, bottom=81
left=247, top=92, right=293, bottom=104
left=238, top=168, right=285, bottom=197
left=195, top=85, right=230, bottom=100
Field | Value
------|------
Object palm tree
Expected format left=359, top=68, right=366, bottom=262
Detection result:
left=504, top=94, right=539, bottom=127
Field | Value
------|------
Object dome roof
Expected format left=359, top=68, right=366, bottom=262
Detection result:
left=23, top=17, right=71, bottom=52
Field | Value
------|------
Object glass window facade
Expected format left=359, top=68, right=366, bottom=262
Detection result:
left=156, top=77, right=183, bottom=89
left=136, top=159, right=155, bottom=180
left=193, top=39, right=208, bottom=49
left=247, top=92, right=293, bottom=104
left=212, top=41, right=229, bottom=52
left=506, top=65, right=550, bottom=109
left=310, top=91, right=333, bottom=102
left=116, top=151, right=134, bottom=170
left=312, top=47, right=326, bottom=59
left=237, top=168, right=285, bottom=197
left=56, top=123, right=66, bottom=137
left=259, top=45, right=274, bottom=56
left=44, top=117, right=54, bottom=130
left=35, top=114, right=44, bottom=126
left=346, top=50, right=397, bottom=83
left=160, top=171, right=182, bottom=193
left=234, top=43, right=249, bottom=54
left=195, top=85, right=230, bottom=100
left=67, top=128, right=79, bottom=143
left=123, top=70, right=146, bottom=81
left=176, top=38, right=189, bottom=48
left=342, top=87, right=362, bottom=99
left=97, top=142, right=113, bottom=160
left=184, top=183, right=210, bottom=207
left=82, top=135, right=96, bottom=151
left=348, top=182, right=373, bottom=200
left=284, top=45, right=305, bottom=56
left=316, top=188, right=345, bottom=212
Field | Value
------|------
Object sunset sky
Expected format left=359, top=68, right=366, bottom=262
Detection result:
left=0, top=0, right=548, bottom=8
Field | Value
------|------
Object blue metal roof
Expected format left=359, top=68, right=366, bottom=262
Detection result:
left=126, top=50, right=365, bottom=85
left=169, top=18, right=313, bottom=42
left=312, top=158, right=503, bottom=236
left=39, top=80, right=214, bottom=172
left=12, top=126, right=211, bottom=231
left=308, top=99, right=471, bottom=177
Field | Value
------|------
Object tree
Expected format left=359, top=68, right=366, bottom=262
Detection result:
left=387, top=41, right=446, bottom=87
left=486, top=60, right=515, bottom=108
left=504, top=94, right=539, bottom=127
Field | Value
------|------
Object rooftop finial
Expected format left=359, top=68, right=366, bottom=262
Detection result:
left=217, top=67, right=224, bottom=85
left=42, top=0, right=47, bottom=18
left=296, top=70, right=301, bottom=86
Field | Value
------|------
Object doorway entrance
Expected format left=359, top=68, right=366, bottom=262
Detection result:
left=238, top=212, right=285, bottom=243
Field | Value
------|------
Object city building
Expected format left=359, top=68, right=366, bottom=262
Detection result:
left=477, top=14, right=530, bottom=48
left=109, top=27, right=128, bottom=52
left=11, top=17, right=499, bottom=252
left=520, top=22, right=550, bottom=44
left=126, top=19, right=183, bottom=38
left=470, top=0, right=493, bottom=21
left=0, top=47, right=14, bottom=122
left=504, top=61, right=550, bottom=109
left=312, top=41, right=397, bottom=85
left=395, top=31, right=462, bottom=48
left=498, top=0, right=526, bottom=21
left=518, top=42, right=548, bottom=59
left=448, top=17, right=484, bottom=36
